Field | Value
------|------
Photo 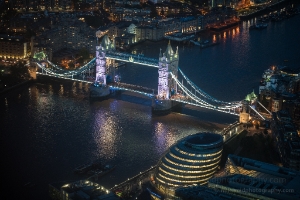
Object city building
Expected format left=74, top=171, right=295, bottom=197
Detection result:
left=208, top=154, right=300, bottom=200
left=0, top=34, right=31, bottom=61
left=31, top=17, right=96, bottom=60
left=49, top=179, right=120, bottom=200
left=7, top=0, right=72, bottom=11
left=271, top=110, right=300, bottom=171
left=259, top=66, right=299, bottom=116
left=135, top=25, right=164, bottom=42
left=174, top=185, right=246, bottom=200
left=152, top=132, right=223, bottom=198
left=258, top=65, right=300, bottom=170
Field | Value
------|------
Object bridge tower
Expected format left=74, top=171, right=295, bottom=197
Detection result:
left=153, top=41, right=180, bottom=114
left=239, top=100, right=250, bottom=123
left=157, top=41, right=179, bottom=99
left=95, top=35, right=115, bottom=85
left=240, top=90, right=259, bottom=123
left=90, top=35, right=115, bottom=98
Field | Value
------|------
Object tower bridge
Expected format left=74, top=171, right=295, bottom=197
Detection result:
left=33, top=35, right=270, bottom=123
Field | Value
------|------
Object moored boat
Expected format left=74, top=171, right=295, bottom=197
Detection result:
left=74, top=160, right=102, bottom=174
left=249, top=23, right=268, bottom=30
left=87, top=164, right=116, bottom=181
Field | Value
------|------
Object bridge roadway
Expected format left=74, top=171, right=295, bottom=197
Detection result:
left=109, top=82, right=156, bottom=97
left=106, top=51, right=159, bottom=68
left=36, top=72, right=157, bottom=97
left=171, top=94, right=240, bottom=115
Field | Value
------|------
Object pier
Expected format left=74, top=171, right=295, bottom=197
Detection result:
left=164, top=33, right=195, bottom=42
left=110, top=166, right=157, bottom=198
left=209, top=19, right=240, bottom=31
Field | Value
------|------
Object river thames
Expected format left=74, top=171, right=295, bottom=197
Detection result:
left=1, top=14, right=300, bottom=199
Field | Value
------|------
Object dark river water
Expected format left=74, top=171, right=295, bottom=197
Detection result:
left=1, top=14, right=300, bottom=200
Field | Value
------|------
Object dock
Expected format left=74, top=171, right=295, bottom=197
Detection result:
left=164, top=33, right=195, bottom=42
left=110, top=165, right=157, bottom=198
left=209, top=19, right=240, bottom=31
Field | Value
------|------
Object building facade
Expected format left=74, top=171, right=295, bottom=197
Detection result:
left=153, top=132, right=223, bottom=198
left=0, top=34, right=30, bottom=60
left=208, top=154, right=300, bottom=200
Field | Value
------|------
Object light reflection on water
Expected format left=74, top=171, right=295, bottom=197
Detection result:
left=153, top=122, right=171, bottom=154
left=93, top=109, right=119, bottom=160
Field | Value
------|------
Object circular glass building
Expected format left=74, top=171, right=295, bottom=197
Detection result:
left=153, top=132, right=223, bottom=193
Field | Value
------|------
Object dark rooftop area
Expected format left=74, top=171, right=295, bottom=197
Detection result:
left=185, top=132, right=222, bottom=145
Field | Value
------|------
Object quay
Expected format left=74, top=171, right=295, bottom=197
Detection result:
left=164, top=33, right=195, bottom=42
left=110, top=165, right=157, bottom=198
left=238, top=0, right=293, bottom=20
left=209, top=19, right=240, bottom=31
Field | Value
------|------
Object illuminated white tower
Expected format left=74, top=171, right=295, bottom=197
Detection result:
left=157, top=41, right=179, bottom=99
left=95, top=35, right=115, bottom=85
left=95, top=46, right=107, bottom=85
left=158, top=49, right=169, bottom=99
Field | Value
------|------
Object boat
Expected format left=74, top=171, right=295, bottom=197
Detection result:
left=97, top=164, right=116, bottom=177
left=190, top=39, right=201, bottom=46
left=24, top=182, right=36, bottom=188
left=209, top=20, right=240, bottom=31
left=249, top=23, right=268, bottom=30
left=200, top=41, right=220, bottom=49
left=87, top=165, right=116, bottom=180
left=74, top=164, right=93, bottom=174
left=74, top=160, right=102, bottom=174
left=256, top=23, right=268, bottom=29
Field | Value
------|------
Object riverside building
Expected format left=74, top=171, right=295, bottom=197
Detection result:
left=0, top=34, right=30, bottom=61
left=208, top=154, right=300, bottom=200
left=152, top=132, right=223, bottom=198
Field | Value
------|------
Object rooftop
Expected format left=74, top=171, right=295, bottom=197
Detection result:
left=184, top=132, right=223, bottom=146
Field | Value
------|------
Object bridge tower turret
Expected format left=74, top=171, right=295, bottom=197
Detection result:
left=157, top=41, right=179, bottom=99
left=95, top=35, right=115, bottom=85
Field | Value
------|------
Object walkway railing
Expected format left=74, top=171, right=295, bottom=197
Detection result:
left=110, top=82, right=155, bottom=98
left=221, top=122, right=244, bottom=143
left=106, top=51, right=158, bottom=67
left=110, top=165, right=157, bottom=191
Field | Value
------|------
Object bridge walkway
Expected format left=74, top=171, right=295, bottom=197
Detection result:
left=106, top=51, right=158, bottom=67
